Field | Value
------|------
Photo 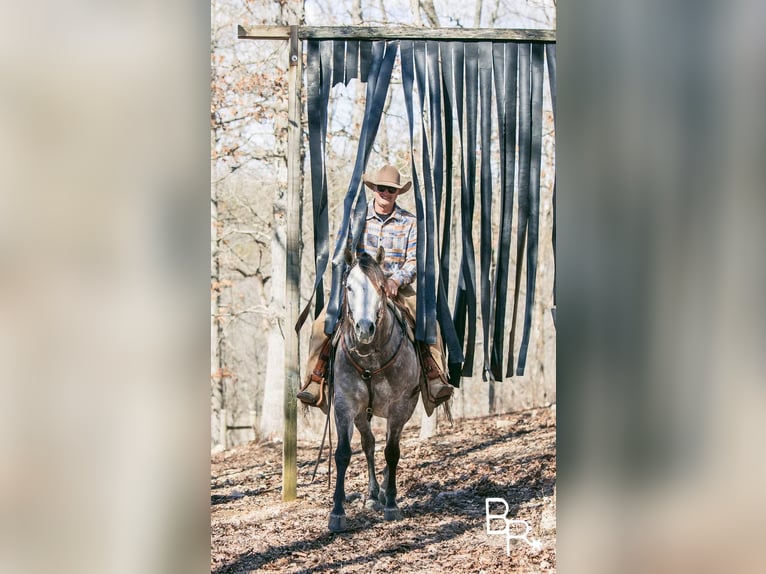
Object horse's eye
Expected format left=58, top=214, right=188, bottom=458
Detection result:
left=347, top=285, right=353, bottom=293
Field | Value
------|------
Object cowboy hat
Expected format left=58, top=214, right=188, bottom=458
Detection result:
left=363, top=165, right=412, bottom=194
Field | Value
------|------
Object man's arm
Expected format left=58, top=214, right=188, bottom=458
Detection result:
left=388, top=221, right=417, bottom=295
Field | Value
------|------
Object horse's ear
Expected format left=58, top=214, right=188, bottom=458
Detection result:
left=344, top=248, right=354, bottom=266
left=376, top=246, right=385, bottom=265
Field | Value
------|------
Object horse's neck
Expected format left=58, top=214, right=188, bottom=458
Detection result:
left=376, top=303, right=396, bottom=346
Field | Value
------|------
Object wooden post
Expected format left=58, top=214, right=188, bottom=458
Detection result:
left=283, top=24, right=302, bottom=502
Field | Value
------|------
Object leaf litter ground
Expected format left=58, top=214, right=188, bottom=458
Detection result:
left=211, top=405, right=556, bottom=573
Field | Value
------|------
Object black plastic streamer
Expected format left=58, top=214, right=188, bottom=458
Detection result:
left=478, top=42, right=493, bottom=381
left=515, top=43, right=545, bottom=375
left=359, top=41, right=372, bottom=81
left=400, top=41, right=427, bottom=342
left=437, top=42, right=466, bottom=383
left=324, top=41, right=398, bottom=335
left=438, top=42, right=454, bottom=297
left=412, top=41, right=438, bottom=343
left=448, top=46, right=466, bottom=365
left=490, top=42, right=518, bottom=380
left=426, top=42, right=444, bottom=220
left=546, top=44, right=557, bottom=317
left=425, top=42, right=444, bottom=347
left=306, top=41, right=326, bottom=316
left=331, top=40, right=345, bottom=86
left=455, top=42, right=478, bottom=376
left=345, top=41, right=359, bottom=83
left=507, top=43, right=532, bottom=376
left=297, top=40, right=335, bottom=329
left=298, top=37, right=556, bottom=383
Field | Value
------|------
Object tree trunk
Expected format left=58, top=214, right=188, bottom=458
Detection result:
left=473, top=0, right=483, bottom=27
left=410, top=0, right=423, bottom=25
left=419, top=0, right=440, bottom=27
left=260, top=160, right=288, bottom=439
left=211, top=185, right=227, bottom=448
left=419, top=403, right=437, bottom=439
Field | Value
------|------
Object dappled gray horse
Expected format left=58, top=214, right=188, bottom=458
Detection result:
left=328, top=249, right=421, bottom=532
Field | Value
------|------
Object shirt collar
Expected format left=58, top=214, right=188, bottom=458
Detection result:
left=366, top=199, right=401, bottom=222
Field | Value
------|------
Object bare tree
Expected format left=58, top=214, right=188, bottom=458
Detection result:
left=350, top=0, right=363, bottom=23
left=474, top=0, right=483, bottom=27
left=410, top=0, right=423, bottom=25
left=420, top=0, right=440, bottom=27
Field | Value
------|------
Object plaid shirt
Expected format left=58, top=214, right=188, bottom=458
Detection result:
left=355, top=200, right=417, bottom=287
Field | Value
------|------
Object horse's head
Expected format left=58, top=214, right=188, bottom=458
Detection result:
left=344, top=247, right=386, bottom=345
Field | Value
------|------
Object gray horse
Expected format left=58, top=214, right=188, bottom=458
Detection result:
left=328, top=248, right=421, bottom=532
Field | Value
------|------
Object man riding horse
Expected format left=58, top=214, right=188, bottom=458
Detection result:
left=298, top=165, right=454, bottom=408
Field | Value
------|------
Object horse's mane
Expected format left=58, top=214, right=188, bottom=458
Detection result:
left=355, top=252, right=386, bottom=291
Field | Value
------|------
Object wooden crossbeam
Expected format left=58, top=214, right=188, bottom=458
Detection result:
left=238, top=25, right=555, bottom=42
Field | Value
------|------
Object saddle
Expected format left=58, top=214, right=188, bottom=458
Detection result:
left=300, top=296, right=448, bottom=418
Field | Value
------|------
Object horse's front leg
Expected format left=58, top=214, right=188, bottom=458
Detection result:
left=329, top=406, right=354, bottom=532
left=382, top=422, right=404, bottom=521
left=355, top=413, right=381, bottom=509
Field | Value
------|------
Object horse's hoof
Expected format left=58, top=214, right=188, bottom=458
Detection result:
left=365, top=498, right=382, bottom=511
left=384, top=507, right=403, bottom=521
left=328, top=513, right=347, bottom=532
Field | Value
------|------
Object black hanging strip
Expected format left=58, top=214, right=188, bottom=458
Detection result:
left=437, top=42, right=465, bottom=383
left=296, top=32, right=556, bottom=382
left=305, top=41, right=326, bottom=317
left=478, top=42, right=494, bottom=381
left=489, top=42, right=506, bottom=381
left=516, top=43, right=545, bottom=375
left=546, top=44, right=557, bottom=320
left=413, top=41, right=438, bottom=344
left=438, top=42, right=454, bottom=298
left=448, top=42, right=469, bottom=376
left=426, top=40, right=464, bottom=383
left=296, top=39, right=334, bottom=332
left=319, top=41, right=385, bottom=335
left=426, top=42, right=444, bottom=222
left=359, top=41, right=373, bottom=81
left=331, top=40, right=345, bottom=86
left=324, top=41, right=398, bottom=336
left=425, top=42, right=443, bottom=346
left=490, top=42, right=518, bottom=381
left=456, top=42, right=479, bottom=376
left=400, top=40, right=427, bottom=344
left=345, top=41, right=359, bottom=83
left=507, top=42, right=532, bottom=376
left=410, top=42, right=428, bottom=342
left=349, top=41, right=398, bottom=248
left=318, top=42, right=333, bottom=309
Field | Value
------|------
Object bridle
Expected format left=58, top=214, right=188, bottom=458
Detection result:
left=340, top=260, right=408, bottom=420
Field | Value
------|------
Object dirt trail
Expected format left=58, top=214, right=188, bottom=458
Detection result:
left=211, top=405, right=556, bottom=573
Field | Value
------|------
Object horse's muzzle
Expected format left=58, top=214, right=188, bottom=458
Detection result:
left=355, top=319, right=375, bottom=343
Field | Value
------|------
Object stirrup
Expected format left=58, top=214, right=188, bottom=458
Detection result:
left=298, top=378, right=326, bottom=408
left=428, top=378, right=453, bottom=400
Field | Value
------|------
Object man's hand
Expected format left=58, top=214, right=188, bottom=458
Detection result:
left=385, top=278, right=399, bottom=299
